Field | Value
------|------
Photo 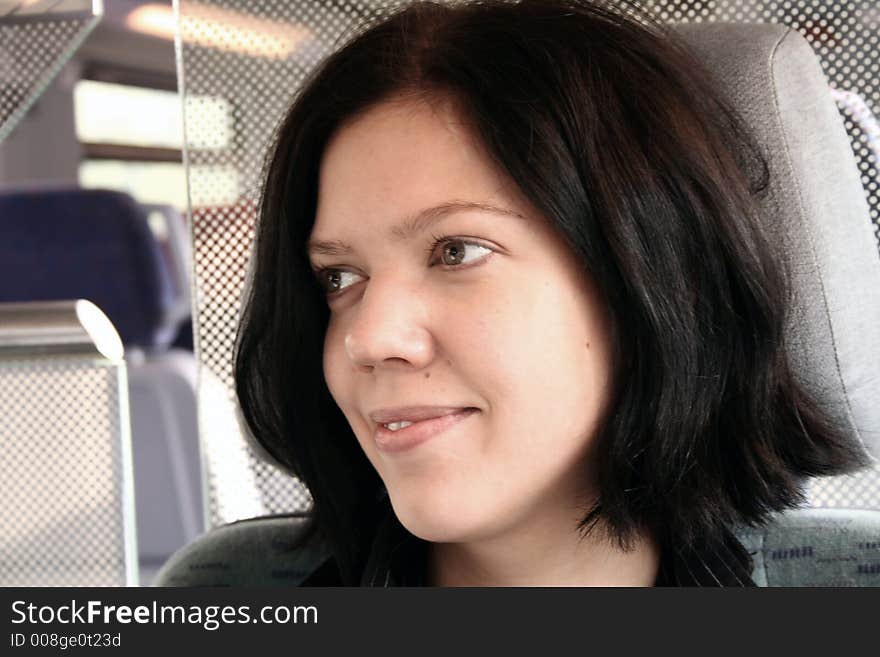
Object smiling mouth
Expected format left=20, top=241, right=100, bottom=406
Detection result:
left=373, top=408, right=478, bottom=453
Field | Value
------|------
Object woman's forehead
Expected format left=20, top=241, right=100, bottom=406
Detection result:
left=313, top=97, right=532, bottom=235
left=320, top=98, right=493, bottom=185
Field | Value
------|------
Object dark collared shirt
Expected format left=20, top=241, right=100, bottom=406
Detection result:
left=301, top=504, right=756, bottom=587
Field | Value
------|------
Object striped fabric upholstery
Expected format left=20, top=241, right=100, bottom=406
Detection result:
left=737, top=508, right=880, bottom=587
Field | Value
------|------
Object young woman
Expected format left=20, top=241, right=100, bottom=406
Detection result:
left=234, top=0, right=867, bottom=586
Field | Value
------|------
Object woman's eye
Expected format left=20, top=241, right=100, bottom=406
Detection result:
left=434, top=238, right=492, bottom=267
left=315, top=269, right=363, bottom=296
left=313, top=238, right=492, bottom=297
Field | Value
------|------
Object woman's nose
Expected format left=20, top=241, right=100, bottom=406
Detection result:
left=343, top=276, right=435, bottom=372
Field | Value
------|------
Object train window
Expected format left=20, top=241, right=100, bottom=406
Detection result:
left=75, top=80, right=184, bottom=149
left=78, top=160, right=238, bottom=209
left=78, top=160, right=187, bottom=208
left=74, top=80, right=231, bottom=150
left=74, top=79, right=233, bottom=209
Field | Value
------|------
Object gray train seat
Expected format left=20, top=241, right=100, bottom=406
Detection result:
left=127, top=202, right=203, bottom=582
left=155, top=21, right=880, bottom=586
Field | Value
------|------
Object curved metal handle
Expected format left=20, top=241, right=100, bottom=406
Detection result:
left=0, top=299, right=123, bottom=361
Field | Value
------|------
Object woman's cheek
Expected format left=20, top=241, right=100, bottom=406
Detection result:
left=322, top=328, right=348, bottom=406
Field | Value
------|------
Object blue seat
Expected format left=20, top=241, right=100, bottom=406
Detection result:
left=0, top=188, right=176, bottom=349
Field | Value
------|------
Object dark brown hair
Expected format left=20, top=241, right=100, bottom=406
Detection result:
left=235, top=0, right=868, bottom=584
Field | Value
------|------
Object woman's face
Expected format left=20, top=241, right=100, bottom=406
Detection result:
left=311, top=96, right=614, bottom=544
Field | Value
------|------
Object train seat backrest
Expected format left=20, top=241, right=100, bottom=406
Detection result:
left=674, top=22, right=880, bottom=460
left=156, top=22, right=880, bottom=586
left=0, top=188, right=176, bottom=350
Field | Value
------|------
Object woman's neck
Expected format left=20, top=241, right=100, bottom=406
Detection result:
left=424, top=519, right=660, bottom=587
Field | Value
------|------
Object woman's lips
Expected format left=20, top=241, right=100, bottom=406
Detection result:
left=374, top=408, right=478, bottom=453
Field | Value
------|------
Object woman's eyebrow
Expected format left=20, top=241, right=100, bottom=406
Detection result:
left=307, top=200, right=524, bottom=257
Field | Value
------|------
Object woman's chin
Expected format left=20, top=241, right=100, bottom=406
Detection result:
left=390, top=493, right=475, bottom=543
left=389, top=492, right=507, bottom=544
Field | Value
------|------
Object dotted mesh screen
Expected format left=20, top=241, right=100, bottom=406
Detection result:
left=178, top=0, right=345, bottom=524
left=179, top=0, right=880, bottom=526
left=808, top=465, right=880, bottom=509
left=0, top=10, right=101, bottom=143
left=0, top=358, right=133, bottom=586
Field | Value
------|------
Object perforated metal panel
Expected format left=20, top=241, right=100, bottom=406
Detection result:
left=0, top=1, right=101, bottom=143
left=0, top=357, right=136, bottom=586
left=177, top=0, right=880, bottom=525
left=808, top=466, right=880, bottom=509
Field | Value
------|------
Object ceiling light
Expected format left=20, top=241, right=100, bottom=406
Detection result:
left=126, top=1, right=311, bottom=60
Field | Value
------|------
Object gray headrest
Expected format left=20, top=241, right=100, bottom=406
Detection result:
left=674, top=22, right=880, bottom=459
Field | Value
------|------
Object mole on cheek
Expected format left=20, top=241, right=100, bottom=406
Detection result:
left=425, top=372, right=430, bottom=378
left=585, top=341, right=591, bottom=349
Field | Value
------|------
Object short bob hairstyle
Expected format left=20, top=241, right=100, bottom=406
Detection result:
left=235, top=0, right=868, bottom=585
